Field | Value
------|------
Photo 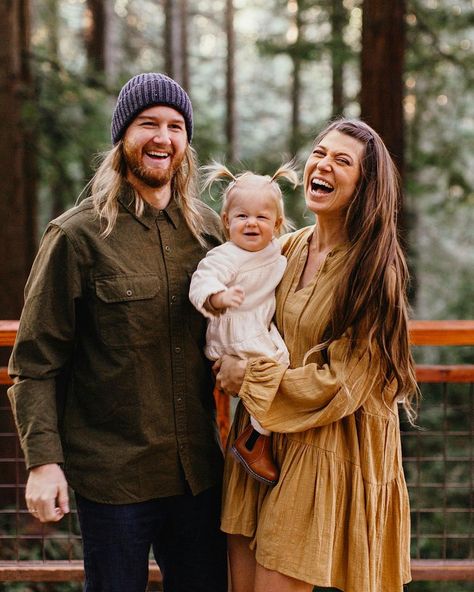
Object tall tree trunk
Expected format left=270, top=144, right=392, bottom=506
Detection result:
left=225, top=0, right=237, bottom=161
left=0, top=0, right=37, bottom=319
left=330, top=0, right=348, bottom=118
left=164, top=0, right=186, bottom=86
left=85, top=0, right=106, bottom=75
left=180, top=0, right=189, bottom=91
left=290, top=55, right=302, bottom=155
left=360, top=0, right=405, bottom=177
left=164, top=0, right=175, bottom=78
left=45, top=0, right=59, bottom=58
left=81, top=0, right=107, bottom=196
left=44, top=0, right=64, bottom=219
left=361, top=1, right=411, bottom=273
left=289, top=0, right=303, bottom=155
left=104, top=0, right=120, bottom=82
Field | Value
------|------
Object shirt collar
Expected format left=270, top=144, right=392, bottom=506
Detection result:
left=118, top=183, right=181, bottom=230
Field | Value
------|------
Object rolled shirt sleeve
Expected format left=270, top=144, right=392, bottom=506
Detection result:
left=8, top=224, right=82, bottom=469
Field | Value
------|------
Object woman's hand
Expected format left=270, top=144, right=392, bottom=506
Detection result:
left=213, top=355, right=247, bottom=396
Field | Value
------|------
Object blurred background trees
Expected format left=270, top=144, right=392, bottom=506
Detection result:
left=0, top=4, right=472, bottom=589
left=0, top=0, right=472, bottom=325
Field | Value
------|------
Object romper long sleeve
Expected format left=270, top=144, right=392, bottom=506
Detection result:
left=221, top=226, right=412, bottom=592
left=189, top=239, right=289, bottom=364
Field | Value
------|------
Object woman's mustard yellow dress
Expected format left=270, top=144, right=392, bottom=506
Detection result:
left=221, top=226, right=411, bottom=592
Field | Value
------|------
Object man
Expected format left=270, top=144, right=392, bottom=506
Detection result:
left=8, top=73, right=227, bottom=592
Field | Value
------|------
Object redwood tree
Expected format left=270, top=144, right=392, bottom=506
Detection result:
left=360, top=0, right=405, bottom=177
left=330, top=0, right=349, bottom=117
left=361, top=0, right=413, bottom=286
left=225, top=0, right=237, bottom=161
left=85, top=0, right=106, bottom=74
left=164, top=0, right=189, bottom=89
left=0, top=0, right=37, bottom=319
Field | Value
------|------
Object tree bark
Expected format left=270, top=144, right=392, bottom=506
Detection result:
left=164, top=0, right=186, bottom=86
left=44, top=0, right=64, bottom=219
left=361, top=0, right=412, bottom=278
left=289, top=0, right=303, bottom=154
left=0, top=0, right=37, bottom=319
left=180, top=0, right=189, bottom=91
left=225, top=0, right=237, bottom=161
left=330, top=0, right=348, bottom=118
left=360, top=0, right=405, bottom=177
left=85, top=0, right=106, bottom=74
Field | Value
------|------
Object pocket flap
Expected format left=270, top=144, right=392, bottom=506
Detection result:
left=95, top=275, right=160, bottom=303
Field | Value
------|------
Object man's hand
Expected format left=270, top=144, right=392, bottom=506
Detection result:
left=25, top=463, right=70, bottom=523
left=209, top=285, right=245, bottom=310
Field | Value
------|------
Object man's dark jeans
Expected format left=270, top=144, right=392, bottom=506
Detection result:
left=75, top=485, right=227, bottom=592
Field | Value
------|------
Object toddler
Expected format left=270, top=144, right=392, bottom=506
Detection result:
left=189, top=162, right=298, bottom=485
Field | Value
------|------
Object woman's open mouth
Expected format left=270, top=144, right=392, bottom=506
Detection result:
left=310, top=177, right=334, bottom=195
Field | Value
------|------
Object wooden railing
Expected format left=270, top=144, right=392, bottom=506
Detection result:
left=0, top=320, right=473, bottom=583
left=406, top=321, right=474, bottom=582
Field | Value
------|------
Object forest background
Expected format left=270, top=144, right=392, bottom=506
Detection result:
left=0, top=1, right=473, bottom=591
left=1, top=0, right=473, bottom=335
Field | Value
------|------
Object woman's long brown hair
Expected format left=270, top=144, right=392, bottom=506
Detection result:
left=313, top=119, right=419, bottom=421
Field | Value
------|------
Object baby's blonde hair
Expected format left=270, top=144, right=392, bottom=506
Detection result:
left=201, top=161, right=299, bottom=236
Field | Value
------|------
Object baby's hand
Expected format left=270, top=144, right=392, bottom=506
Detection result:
left=210, top=285, right=245, bottom=310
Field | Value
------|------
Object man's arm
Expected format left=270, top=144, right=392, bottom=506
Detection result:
left=8, top=224, right=83, bottom=521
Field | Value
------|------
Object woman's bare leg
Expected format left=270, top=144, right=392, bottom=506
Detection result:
left=228, top=534, right=256, bottom=592
left=254, top=562, right=313, bottom=592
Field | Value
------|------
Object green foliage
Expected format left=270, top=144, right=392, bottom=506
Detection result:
left=400, top=380, right=473, bottom=592
left=405, top=0, right=474, bottom=320
left=29, top=53, right=112, bottom=229
left=26, top=0, right=472, bottom=317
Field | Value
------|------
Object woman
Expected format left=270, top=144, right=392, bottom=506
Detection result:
left=215, top=119, right=418, bottom=592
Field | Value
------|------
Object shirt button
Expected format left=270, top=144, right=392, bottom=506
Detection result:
left=175, top=346, right=181, bottom=354
left=179, top=444, right=184, bottom=451
left=126, top=289, right=133, bottom=296
left=165, top=245, right=171, bottom=253
left=177, top=396, right=182, bottom=403
left=171, top=295, right=177, bottom=303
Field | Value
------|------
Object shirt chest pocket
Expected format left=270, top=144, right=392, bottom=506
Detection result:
left=94, top=275, right=162, bottom=348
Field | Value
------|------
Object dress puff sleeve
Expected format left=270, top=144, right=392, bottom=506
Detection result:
left=238, top=336, right=382, bottom=433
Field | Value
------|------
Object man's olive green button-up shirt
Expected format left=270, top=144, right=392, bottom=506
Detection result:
left=8, top=187, right=225, bottom=503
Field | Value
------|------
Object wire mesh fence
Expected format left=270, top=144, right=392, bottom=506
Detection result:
left=401, top=381, right=473, bottom=563
left=1, top=320, right=473, bottom=589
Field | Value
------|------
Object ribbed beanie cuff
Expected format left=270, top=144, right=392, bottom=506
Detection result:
left=111, top=73, right=193, bottom=144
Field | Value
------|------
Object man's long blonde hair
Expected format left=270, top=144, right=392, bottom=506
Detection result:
left=88, top=141, right=207, bottom=245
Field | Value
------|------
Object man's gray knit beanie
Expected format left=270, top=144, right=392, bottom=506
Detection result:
left=111, top=73, right=193, bottom=144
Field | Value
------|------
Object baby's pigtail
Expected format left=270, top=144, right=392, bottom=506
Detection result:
left=200, top=161, right=237, bottom=195
left=270, top=160, right=299, bottom=189
left=270, top=160, right=300, bottom=234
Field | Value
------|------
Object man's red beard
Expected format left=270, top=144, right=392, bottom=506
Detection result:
left=123, top=140, right=185, bottom=188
